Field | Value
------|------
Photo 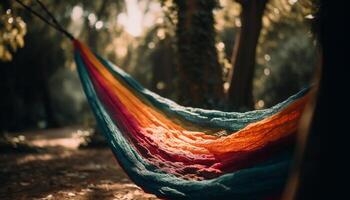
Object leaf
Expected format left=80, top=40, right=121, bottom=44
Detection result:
left=3, top=50, right=12, bottom=61
left=16, top=35, right=25, bottom=48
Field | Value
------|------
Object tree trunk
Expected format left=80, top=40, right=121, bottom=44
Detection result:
left=41, top=69, right=58, bottom=128
left=283, top=1, right=327, bottom=198
left=226, top=0, right=268, bottom=111
left=174, top=0, right=224, bottom=109
left=151, top=39, right=176, bottom=98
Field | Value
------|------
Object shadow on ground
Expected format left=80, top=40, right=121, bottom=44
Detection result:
left=0, top=128, right=158, bottom=200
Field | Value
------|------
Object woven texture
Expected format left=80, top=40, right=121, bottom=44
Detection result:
left=73, top=40, right=310, bottom=199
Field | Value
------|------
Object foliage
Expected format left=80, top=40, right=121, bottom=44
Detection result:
left=0, top=6, right=26, bottom=61
left=254, top=0, right=318, bottom=108
left=0, top=0, right=318, bottom=131
left=212, top=0, right=318, bottom=109
left=254, top=20, right=317, bottom=108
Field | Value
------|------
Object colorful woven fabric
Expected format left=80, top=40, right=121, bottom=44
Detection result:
left=73, top=40, right=310, bottom=199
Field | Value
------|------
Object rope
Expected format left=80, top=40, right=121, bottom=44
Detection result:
left=34, top=0, right=67, bottom=33
left=14, top=0, right=75, bottom=40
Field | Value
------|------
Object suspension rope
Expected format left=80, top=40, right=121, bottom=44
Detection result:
left=34, top=0, right=65, bottom=31
left=14, top=0, right=75, bottom=40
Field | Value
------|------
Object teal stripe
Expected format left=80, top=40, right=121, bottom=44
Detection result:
left=75, top=51, right=292, bottom=199
left=96, top=54, right=309, bottom=132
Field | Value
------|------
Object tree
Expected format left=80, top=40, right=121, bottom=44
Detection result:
left=226, top=0, right=268, bottom=111
left=173, top=0, right=224, bottom=109
left=150, top=32, right=177, bottom=99
left=283, top=1, right=328, bottom=198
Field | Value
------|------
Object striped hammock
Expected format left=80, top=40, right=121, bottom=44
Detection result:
left=73, top=40, right=310, bottom=200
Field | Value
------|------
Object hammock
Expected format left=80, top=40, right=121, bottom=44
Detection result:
left=12, top=1, right=310, bottom=198
left=73, top=40, right=310, bottom=199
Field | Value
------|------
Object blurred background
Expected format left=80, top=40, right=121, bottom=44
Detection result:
left=0, top=0, right=320, bottom=199
left=0, top=0, right=317, bottom=133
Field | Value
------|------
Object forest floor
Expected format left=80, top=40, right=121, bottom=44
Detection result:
left=0, top=127, right=158, bottom=200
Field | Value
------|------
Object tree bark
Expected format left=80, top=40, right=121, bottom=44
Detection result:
left=226, top=0, right=268, bottom=111
left=174, top=0, right=224, bottom=109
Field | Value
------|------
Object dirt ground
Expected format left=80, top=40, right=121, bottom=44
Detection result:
left=0, top=127, right=159, bottom=200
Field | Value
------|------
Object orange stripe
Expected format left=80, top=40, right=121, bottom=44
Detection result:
left=76, top=40, right=309, bottom=157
